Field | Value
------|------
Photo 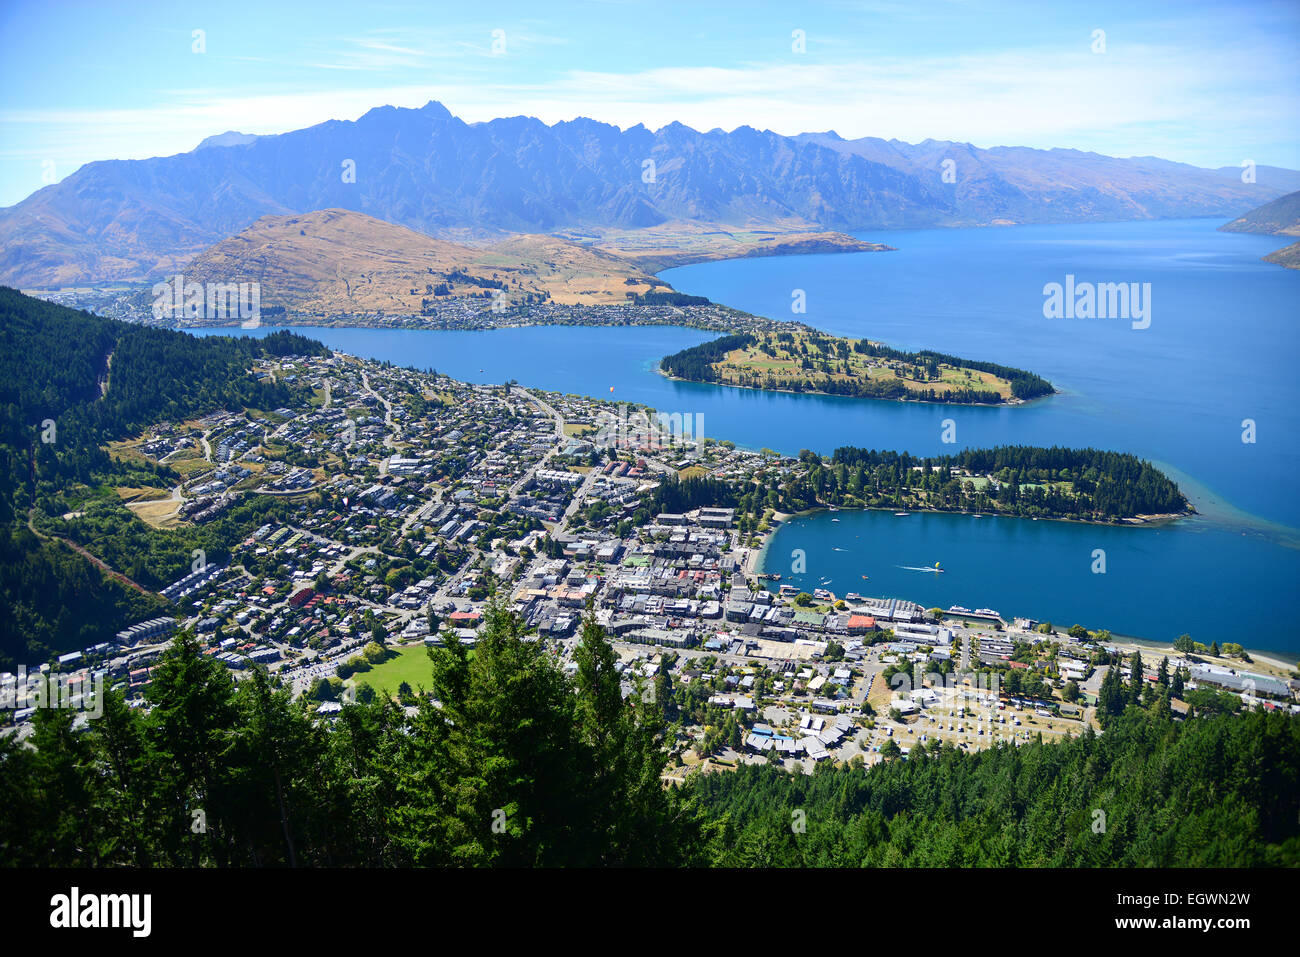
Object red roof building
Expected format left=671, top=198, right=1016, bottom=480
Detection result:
left=288, top=587, right=315, bottom=608
left=847, top=614, right=877, bottom=634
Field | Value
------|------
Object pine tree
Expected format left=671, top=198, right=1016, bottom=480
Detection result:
left=1128, top=651, right=1144, bottom=705
left=144, top=630, right=239, bottom=866
left=1097, top=659, right=1127, bottom=725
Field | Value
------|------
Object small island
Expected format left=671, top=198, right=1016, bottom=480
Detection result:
left=660, top=327, right=1054, bottom=405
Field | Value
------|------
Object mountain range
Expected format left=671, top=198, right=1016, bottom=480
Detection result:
left=3, top=99, right=1298, bottom=288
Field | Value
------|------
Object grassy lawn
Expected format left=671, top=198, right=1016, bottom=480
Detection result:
left=167, top=449, right=213, bottom=476
left=347, top=643, right=436, bottom=697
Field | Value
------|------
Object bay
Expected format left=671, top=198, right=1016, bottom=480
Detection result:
left=760, top=508, right=1296, bottom=653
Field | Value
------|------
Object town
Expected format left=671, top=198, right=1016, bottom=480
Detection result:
left=4, top=345, right=1295, bottom=778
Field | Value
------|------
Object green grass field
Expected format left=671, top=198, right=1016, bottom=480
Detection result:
left=348, top=643, right=436, bottom=697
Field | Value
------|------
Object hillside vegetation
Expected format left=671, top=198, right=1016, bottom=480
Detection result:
left=0, top=288, right=325, bottom=666
left=1221, top=189, right=1300, bottom=270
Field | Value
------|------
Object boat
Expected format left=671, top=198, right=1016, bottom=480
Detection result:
left=894, top=511, right=910, bottom=517
left=861, top=574, right=869, bottom=580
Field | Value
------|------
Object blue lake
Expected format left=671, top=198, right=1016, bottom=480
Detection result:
left=193, top=218, right=1300, bottom=654
left=759, top=508, right=1297, bottom=651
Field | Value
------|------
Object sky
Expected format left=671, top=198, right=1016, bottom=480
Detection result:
left=1, top=0, right=1297, bottom=208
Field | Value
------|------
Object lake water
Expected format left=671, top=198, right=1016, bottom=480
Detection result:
left=760, top=508, right=1296, bottom=650
left=193, top=218, right=1300, bottom=654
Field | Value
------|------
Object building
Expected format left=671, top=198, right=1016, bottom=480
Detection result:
left=847, top=614, right=877, bottom=635
left=697, top=507, right=735, bottom=528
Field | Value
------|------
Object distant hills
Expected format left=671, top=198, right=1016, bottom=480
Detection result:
left=796, top=132, right=1300, bottom=225
left=174, top=208, right=666, bottom=311
left=3, top=99, right=1297, bottom=288
left=1220, top=189, right=1300, bottom=269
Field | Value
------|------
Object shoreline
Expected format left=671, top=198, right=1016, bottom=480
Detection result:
left=751, top=504, right=1296, bottom=666
left=758, top=501, right=1193, bottom=530
left=655, top=366, right=1036, bottom=407
left=1099, top=631, right=1298, bottom=676
left=170, top=315, right=734, bottom=335
left=173, top=310, right=1056, bottom=412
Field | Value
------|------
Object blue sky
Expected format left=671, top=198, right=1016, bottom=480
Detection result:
left=1, top=0, right=1297, bottom=207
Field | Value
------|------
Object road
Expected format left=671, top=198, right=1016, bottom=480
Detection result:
left=360, top=370, right=396, bottom=472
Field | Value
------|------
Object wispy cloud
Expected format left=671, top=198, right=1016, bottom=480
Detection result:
left=4, top=39, right=1290, bottom=163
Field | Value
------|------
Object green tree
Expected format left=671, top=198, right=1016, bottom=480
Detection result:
left=1128, top=651, right=1144, bottom=706
left=1097, top=661, right=1126, bottom=725
left=144, top=630, right=239, bottom=866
